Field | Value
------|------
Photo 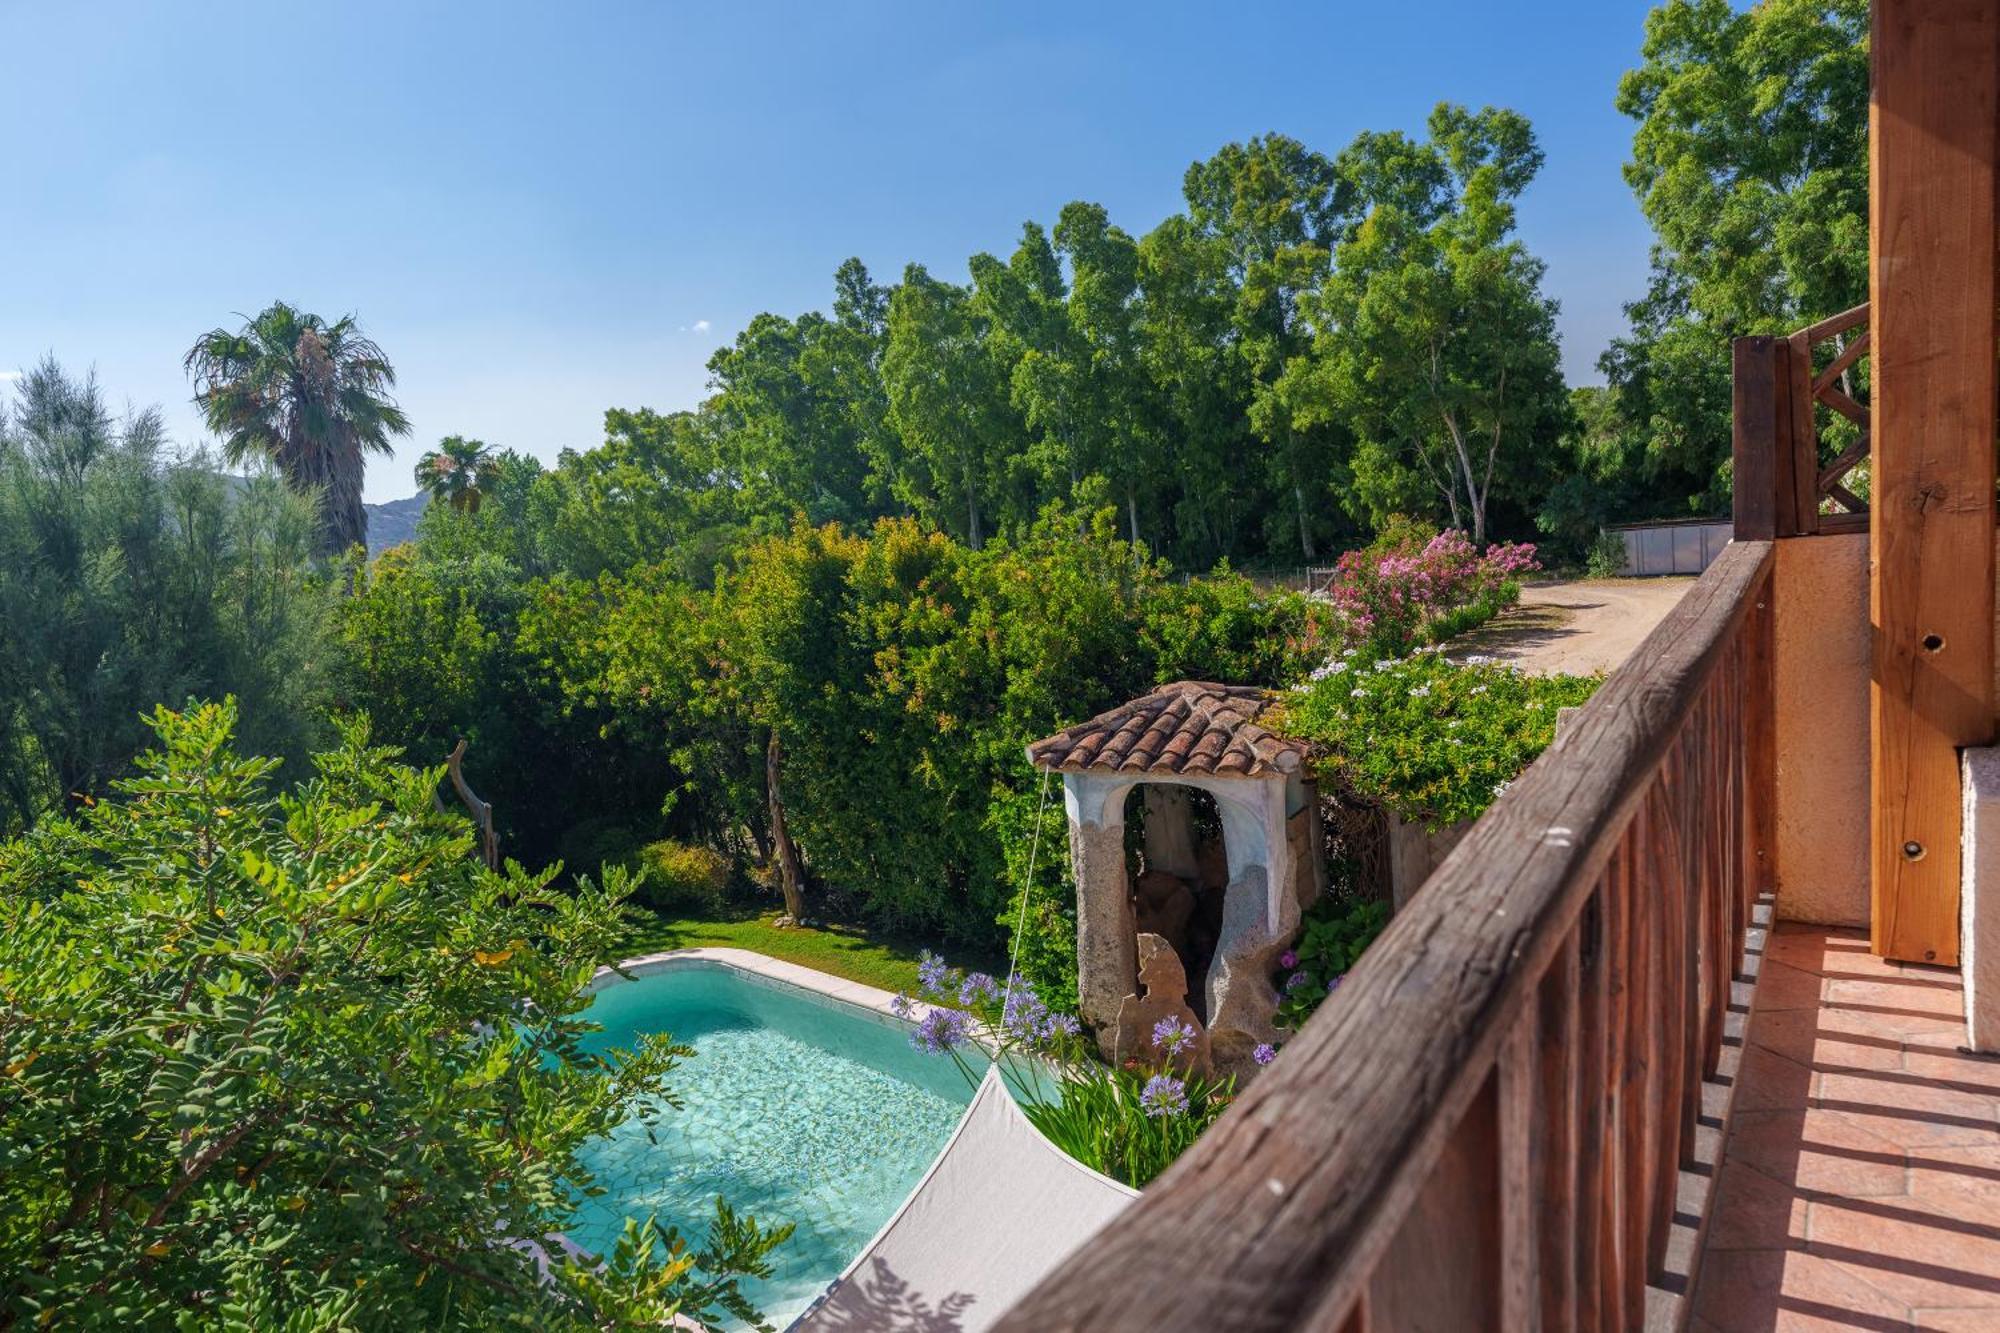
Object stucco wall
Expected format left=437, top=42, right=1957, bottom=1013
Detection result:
left=1774, top=533, right=1871, bottom=925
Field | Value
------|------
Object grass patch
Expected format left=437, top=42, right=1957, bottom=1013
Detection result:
left=616, top=905, right=1001, bottom=995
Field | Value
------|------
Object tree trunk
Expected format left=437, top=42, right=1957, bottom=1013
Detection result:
left=1293, top=482, right=1316, bottom=561
left=765, top=731, right=806, bottom=923
left=959, top=451, right=983, bottom=551
left=1127, top=487, right=1141, bottom=548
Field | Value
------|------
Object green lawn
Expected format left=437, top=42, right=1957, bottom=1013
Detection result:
left=616, top=906, right=1000, bottom=995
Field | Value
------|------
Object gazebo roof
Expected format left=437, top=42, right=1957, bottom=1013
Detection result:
left=1025, top=681, right=1309, bottom=779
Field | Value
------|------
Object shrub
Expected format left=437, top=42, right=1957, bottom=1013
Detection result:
left=559, top=815, right=654, bottom=884
left=1273, top=896, right=1391, bottom=1034
left=636, top=838, right=734, bottom=915
left=1275, top=649, right=1600, bottom=829
left=1321, top=528, right=1540, bottom=657
left=0, top=701, right=787, bottom=1331
left=1587, top=530, right=1628, bottom=578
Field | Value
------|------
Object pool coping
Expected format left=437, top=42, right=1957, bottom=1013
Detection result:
left=595, top=946, right=928, bottom=1024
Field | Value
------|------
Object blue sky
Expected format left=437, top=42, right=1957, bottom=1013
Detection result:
left=1, top=1, right=1663, bottom=502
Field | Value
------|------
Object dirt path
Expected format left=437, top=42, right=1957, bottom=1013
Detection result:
left=1448, top=577, right=1694, bottom=676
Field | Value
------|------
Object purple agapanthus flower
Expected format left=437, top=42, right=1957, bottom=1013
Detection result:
left=1326, top=973, right=1346, bottom=994
left=1278, top=950, right=1298, bottom=970
left=1284, top=971, right=1310, bottom=993
left=1139, top=1073, right=1190, bottom=1119
left=916, top=950, right=948, bottom=997
left=1040, top=1012, right=1082, bottom=1041
left=909, top=1006, right=972, bottom=1054
left=1001, top=983, right=1049, bottom=1041
left=890, top=992, right=914, bottom=1019
left=958, top=971, right=1002, bottom=1008
left=1252, top=1042, right=1278, bottom=1067
left=1152, top=1016, right=1196, bottom=1056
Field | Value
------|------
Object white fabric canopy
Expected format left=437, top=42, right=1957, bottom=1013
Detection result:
left=790, top=1065, right=1137, bottom=1332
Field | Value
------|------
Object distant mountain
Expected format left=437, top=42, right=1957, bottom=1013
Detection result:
left=363, top=493, right=428, bottom=555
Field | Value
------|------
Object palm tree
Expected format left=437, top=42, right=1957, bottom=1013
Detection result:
left=184, top=302, right=410, bottom=556
left=413, top=435, right=497, bottom=514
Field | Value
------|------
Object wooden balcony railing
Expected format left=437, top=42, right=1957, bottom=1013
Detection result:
left=1733, top=302, right=1872, bottom=537
left=995, top=539, right=1777, bottom=1332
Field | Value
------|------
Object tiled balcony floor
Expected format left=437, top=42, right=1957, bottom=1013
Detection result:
left=1693, top=924, right=2000, bottom=1332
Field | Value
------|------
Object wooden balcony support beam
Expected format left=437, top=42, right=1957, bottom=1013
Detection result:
left=1868, top=0, right=2000, bottom=964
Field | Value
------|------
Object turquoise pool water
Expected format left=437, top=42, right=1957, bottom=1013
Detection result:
left=570, top=962, right=976, bottom=1326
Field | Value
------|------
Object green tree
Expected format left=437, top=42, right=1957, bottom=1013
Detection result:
left=882, top=265, right=1023, bottom=550
left=1309, top=105, right=1571, bottom=543
left=1183, top=134, right=1346, bottom=560
left=414, top=434, right=499, bottom=513
left=0, top=700, right=788, bottom=1330
left=185, top=301, right=413, bottom=557
left=0, top=359, right=331, bottom=831
left=1604, top=0, right=1868, bottom=510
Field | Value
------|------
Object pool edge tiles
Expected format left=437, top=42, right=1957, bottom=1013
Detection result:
left=595, top=946, right=916, bottom=1022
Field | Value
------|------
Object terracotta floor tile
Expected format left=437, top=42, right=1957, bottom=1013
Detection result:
left=1736, top=1043, right=1819, bottom=1110
left=1762, top=959, right=1833, bottom=1011
left=1826, top=978, right=1968, bottom=1021
left=1767, top=930, right=1836, bottom=976
left=1709, top=1161, right=1811, bottom=1250
left=1693, top=929, right=2000, bottom=1328
left=1695, top=1248, right=1913, bottom=1332
left=1751, top=1008, right=1908, bottom=1073
left=1727, top=1108, right=1911, bottom=1197
left=1902, top=1048, right=2000, bottom=1097
left=1909, top=1148, right=2000, bottom=1225
left=1817, top=1071, right=2000, bottom=1124
left=1807, top=1196, right=2000, bottom=1310
left=1915, top=1309, right=2000, bottom=1330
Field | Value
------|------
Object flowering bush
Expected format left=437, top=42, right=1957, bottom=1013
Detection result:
left=1272, top=897, right=1390, bottom=1034
left=1275, top=648, right=1599, bottom=829
left=894, top=953, right=1232, bottom=1188
left=1321, top=527, right=1540, bottom=658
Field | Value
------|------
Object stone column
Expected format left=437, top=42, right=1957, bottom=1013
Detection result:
left=1066, top=775, right=1136, bottom=1058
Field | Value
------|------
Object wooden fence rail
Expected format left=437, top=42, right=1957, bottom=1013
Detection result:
left=995, top=539, right=1776, bottom=1332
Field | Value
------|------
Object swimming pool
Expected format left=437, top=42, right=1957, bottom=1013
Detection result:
left=570, top=959, right=977, bottom=1326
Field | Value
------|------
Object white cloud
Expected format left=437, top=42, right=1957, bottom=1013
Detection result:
left=691, top=319, right=711, bottom=333
left=0, top=371, right=21, bottom=383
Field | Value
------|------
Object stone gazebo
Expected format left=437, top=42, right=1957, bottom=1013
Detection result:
left=1027, top=682, right=1324, bottom=1076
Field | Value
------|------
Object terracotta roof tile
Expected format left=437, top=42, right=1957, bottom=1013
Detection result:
left=1026, top=681, right=1309, bottom=779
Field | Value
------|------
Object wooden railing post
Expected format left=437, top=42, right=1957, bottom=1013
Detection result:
left=1732, top=336, right=1787, bottom=540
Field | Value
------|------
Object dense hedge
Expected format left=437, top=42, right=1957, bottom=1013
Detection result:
left=332, top=503, right=1335, bottom=1003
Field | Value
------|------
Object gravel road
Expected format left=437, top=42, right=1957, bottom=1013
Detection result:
left=1448, top=577, right=1695, bottom=677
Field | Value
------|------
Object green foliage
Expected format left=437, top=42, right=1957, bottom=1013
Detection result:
left=1015, top=1060, right=1235, bottom=1190
left=524, top=504, right=1326, bottom=956
left=1586, top=531, right=1629, bottom=579
left=1274, top=897, right=1391, bottom=1032
left=634, top=839, right=734, bottom=915
left=0, top=701, right=787, bottom=1331
left=0, top=360, right=334, bottom=834
left=1302, top=105, right=1572, bottom=545
left=1275, top=649, right=1600, bottom=829
left=1596, top=0, right=1868, bottom=515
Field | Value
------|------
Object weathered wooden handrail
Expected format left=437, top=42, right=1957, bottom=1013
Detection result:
left=996, top=539, right=1776, bottom=1332
left=1733, top=302, right=1871, bottom=538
